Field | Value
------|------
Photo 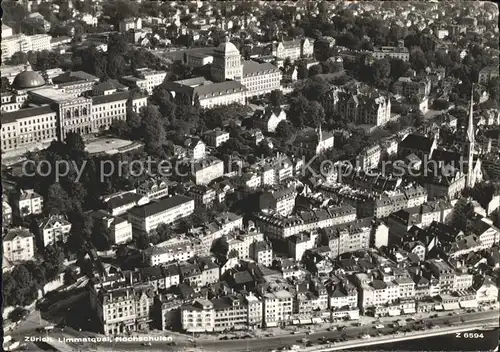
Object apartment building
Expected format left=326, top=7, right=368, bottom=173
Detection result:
left=90, top=210, right=133, bottom=245
left=39, top=215, right=72, bottom=247
left=203, top=128, right=230, bottom=148
left=121, top=68, right=166, bottom=95
left=3, top=227, right=35, bottom=262
left=328, top=282, right=359, bottom=311
left=259, top=186, right=297, bottom=216
left=325, top=219, right=372, bottom=257
left=272, top=38, right=314, bottom=61
left=255, top=204, right=357, bottom=238
left=478, top=66, right=499, bottom=85
left=371, top=41, right=410, bottom=61
left=453, top=272, right=473, bottom=291
left=426, top=259, right=455, bottom=294
left=104, top=192, right=149, bottom=216
left=471, top=217, right=500, bottom=248
left=262, top=290, right=293, bottom=327
left=357, top=144, right=382, bottom=171
left=227, top=230, right=265, bottom=261
left=181, top=299, right=216, bottom=332
left=252, top=107, right=287, bottom=133
left=17, top=189, right=44, bottom=216
left=128, top=195, right=195, bottom=234
left=337, top=91, right=391, bottom=127
left=187, top=185, right=217, bottom=207
left=184, top=137, right=206, bottom=160
left=251, top=241, right=273, bottom=267
left=136, top=178, right=169, bottom=200
left=3, top=201, right=12, bottom=227
left=184, top=157, right=224, bottom=185
left=287, top=127, right=334, bottom=157
left=287, top=231, right=318, bottom=261
left=1, top=30, right=52, bottom=61
left=89, top=282, right=155, bottom=335
left=393, top=77, right=431, bottom=97
left=145, top=238, right=195, bottom=266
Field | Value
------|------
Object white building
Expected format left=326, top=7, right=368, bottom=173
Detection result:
left=128, top=195, right=195, bottom=234
left=1, top=27, right=52, bottom=61
left=146, top=238, right=195, bottom=266
left=90, top=210, right=133, bottom=245
left=17, top=189, right=43, bottom=216
left=136, top=178, right=169, bottom=200
left=204, top=128, right=230, bottom=148
left=262, top=290, right=293, bottom=327
left=39, top=215, right=72, bottom=247
left=3, top=227, right=35, bottom=262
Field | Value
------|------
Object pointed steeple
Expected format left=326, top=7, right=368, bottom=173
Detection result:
left=466, top=86, right=475, bottom=147
left=466, top=85, right=475, bottom=188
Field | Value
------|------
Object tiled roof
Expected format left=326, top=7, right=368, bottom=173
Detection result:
left=2, top=105, right=56, bottom=124
left=242, top=60, right=279, bottom=76
left=4, top=227, right=34, bottom=241
left=129, top=195, right=193, bottom=218
left=92, top=91, right=130, bottom=105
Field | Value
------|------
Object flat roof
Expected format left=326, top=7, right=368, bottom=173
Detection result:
left=30, top=87, right=75, bottom=102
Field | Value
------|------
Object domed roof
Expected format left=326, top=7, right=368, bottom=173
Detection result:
left=215, top=38, right=240, bottom=55
left=13, top=67, right=46, bottom=90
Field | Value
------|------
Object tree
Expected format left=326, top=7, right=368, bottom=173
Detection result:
left=3, top=264, right=39, bottom=307
left=270, top=89, right=285, bottom=107
left=65, top=131, right=85, bottom=154
left=91, top=221, right=112, bottom=251
left=288, top=95, right=309, bottom=128
left=7, top=51, right=28, bottom=65
left=275, top=120, right=295, bottom=139
left=8, top=307, right=29, bottom=323
left=307, top=101, right=326, bottom=128
left=1, top=77, right=11, bottom=93
left=410, top=47, right=428, bottom=73
left=389, top=58, right=411, bottom=80
left=63, top=268, right=78, bottom=285
left=308, top=64, right=323, bottom=77
left=135, top=232, right=150, bottom=250
left=45, top=183, right=73, bottom=214
left=297, top=61, right=308, bottom=80
left=139, top=105, right=167, bottom=156
left=156, top=223, right=173, bottom=242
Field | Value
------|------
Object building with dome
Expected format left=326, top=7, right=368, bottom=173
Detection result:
left=12, top=67, right=47, bottom=90
left=1, top=66, right=147, bottom=156
left=165, top=39, right=282, bottom=108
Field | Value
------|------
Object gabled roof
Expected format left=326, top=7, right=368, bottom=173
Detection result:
left=128, top=195, right=193, bottom=218
left=4, top=227, right=34, bottom=241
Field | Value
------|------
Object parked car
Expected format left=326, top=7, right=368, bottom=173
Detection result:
left=375, top=324, right=385, bottom=329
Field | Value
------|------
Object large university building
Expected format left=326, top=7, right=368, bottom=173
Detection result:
left=165, top=39, right=282, bottom=107
left=0, top=66, right=147, bottom=155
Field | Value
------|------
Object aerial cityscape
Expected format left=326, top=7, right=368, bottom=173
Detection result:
left=1, top=1, right=499, bottom=351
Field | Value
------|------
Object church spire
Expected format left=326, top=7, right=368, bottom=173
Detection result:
left=467, top=85, right=475, bottom=146
left=466, top=85, right=475, bottom=188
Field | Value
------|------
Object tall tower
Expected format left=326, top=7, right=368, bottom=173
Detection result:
left=210, top=37, right=242, bottom=82
left=466, top=86, right=475, bottom=188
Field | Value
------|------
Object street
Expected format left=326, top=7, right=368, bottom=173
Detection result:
left=7, top=307, right=498, bottom=352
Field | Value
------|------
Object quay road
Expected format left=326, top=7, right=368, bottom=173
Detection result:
left=304, top=323, right=499, bottom=352
left=97, top=310, right=498, bottom=352
left=13, top=310, right=498, bottom=351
